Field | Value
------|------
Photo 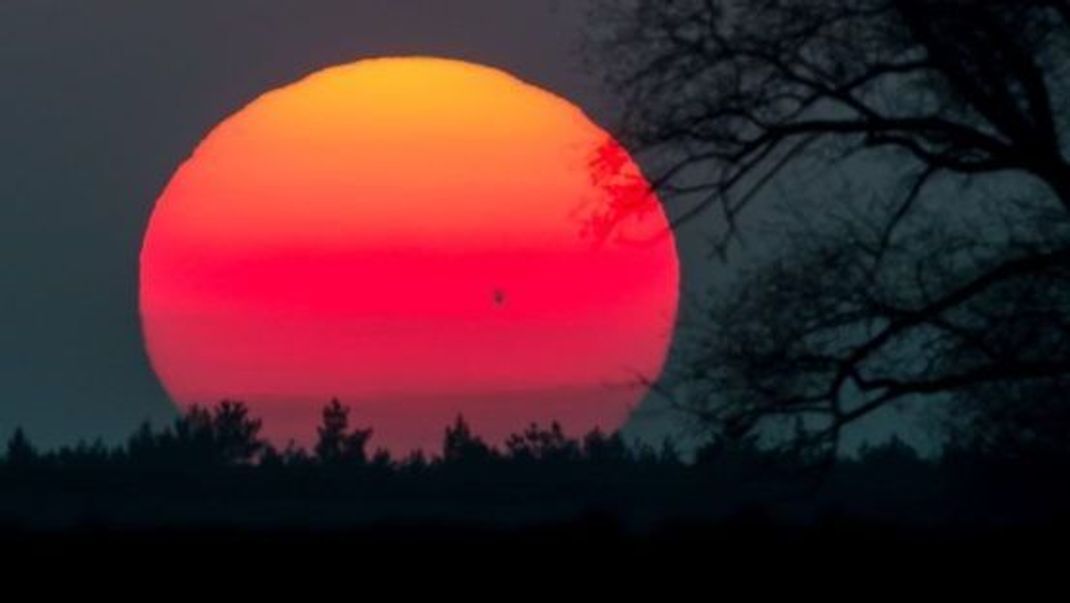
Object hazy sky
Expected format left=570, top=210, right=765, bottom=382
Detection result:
left=2, top=0, right=679, bottom=448
left=0, top=0, right=920, bottom=451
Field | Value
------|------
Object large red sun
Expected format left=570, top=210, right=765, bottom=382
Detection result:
left=140, top=57, right=679, bottom=454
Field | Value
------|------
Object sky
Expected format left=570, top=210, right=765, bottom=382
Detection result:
left=0, top=0, right=922, bottom=451
left=1, top=0, right=649, bottom=448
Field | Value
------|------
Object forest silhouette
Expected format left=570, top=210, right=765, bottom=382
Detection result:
left=2, top=399, right=1067, bottom=537
left=4, top=1, right=1070, bottom=566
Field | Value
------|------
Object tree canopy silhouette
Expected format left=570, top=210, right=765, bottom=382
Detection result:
left=442, top=415, right=496, bottom=465
left=315, top=398, right=374, bottom=466
left=590, top=0, right=1070, bottom=455
left=5, top=428, right=37, bottom=469
left=505, top=422, right=581, bottom=464
left=2, top=399, right=1068, bottom=531
left=126, top=400, right=265, bottom=467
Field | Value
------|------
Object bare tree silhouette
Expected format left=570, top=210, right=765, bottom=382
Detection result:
left=589, top=0, right=1070, bottom=454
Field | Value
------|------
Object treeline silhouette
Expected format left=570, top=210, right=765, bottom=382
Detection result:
left=1, top=400, right=1067, bottom=531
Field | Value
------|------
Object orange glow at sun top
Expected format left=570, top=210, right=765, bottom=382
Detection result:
left=140, top=57, right=679, bottom=454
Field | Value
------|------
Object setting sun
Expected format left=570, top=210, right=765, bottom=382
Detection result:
left=139, top=57, right=679, bottom=453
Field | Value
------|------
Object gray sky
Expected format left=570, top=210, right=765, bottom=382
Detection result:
left=1, top=0, right=685, bottom=448
left=0, top=0, right=922, bottom=452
